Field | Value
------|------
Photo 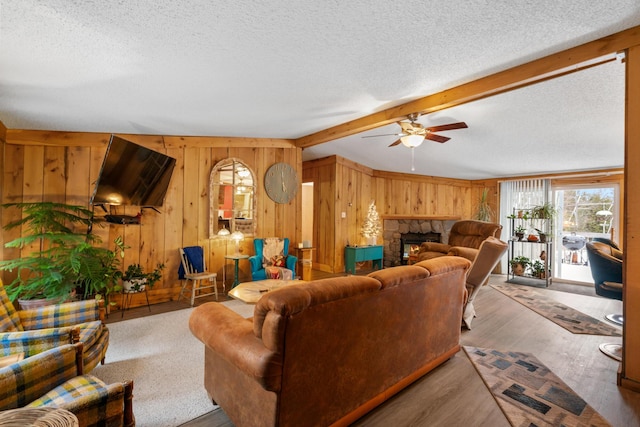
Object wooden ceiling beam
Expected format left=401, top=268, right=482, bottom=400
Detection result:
left=295, top=24, right=640, bottom=149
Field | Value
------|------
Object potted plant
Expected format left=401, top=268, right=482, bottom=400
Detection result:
left=122, top=263, right=165, bottom=293
left=514, top=225, right=527, bottom=241
left=475, top=188, right=494, bottom=222
left=530, top=259, right=546, bottom=279
left=532, top=202, right=557, bottom=220
left=509, top=256, right=530, bottom=276
left=0, top=202, right=125, bottom=307
left=534, top=228, right=549, bottom=243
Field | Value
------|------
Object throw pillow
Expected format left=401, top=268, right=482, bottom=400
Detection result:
left=262, top=237, right=285, bottom=267
left=271, top=255, right=287, bottom=267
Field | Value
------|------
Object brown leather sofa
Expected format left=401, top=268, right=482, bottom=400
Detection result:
left=189, top=256, right=471, bottom=427
left=417, top=219, right=502, bottom=262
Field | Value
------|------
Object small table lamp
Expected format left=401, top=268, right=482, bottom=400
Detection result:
left=231, top=231, right=244, bottom=255
left=217, top=227, right=231, bottom=255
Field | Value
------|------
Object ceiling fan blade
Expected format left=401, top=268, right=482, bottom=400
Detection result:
left=362, top=133, right=402, bottom=138
left=425, top=122, right=468, bottom=132
left=425, top=133, right=450, bottom=143
left=388, top=139, right=402, bottom=147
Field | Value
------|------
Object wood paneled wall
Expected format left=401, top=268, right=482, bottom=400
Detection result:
left=1, top=131, right=302, bottom=308
left=303, top=155, right=499, bottom=273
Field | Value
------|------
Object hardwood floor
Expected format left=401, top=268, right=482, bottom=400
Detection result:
left=112, top=273, right=640, bottom=427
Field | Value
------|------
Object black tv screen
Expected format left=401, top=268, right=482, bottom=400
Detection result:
left=91, top=135, right=176, bottom=207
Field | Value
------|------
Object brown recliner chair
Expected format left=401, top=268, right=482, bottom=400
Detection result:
left=417, top=220, right=502, bottom=262
left=462, top=236, right=508, bottom=329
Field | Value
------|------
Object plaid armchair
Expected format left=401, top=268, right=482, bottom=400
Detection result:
left=0, top=343, right=134, bottom=427
left=0, top=281, right=109, bottom=372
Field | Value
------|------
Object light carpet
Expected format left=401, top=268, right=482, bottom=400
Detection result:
left=491, top=283, right=621, bottom=336
left=92, top=299, right=253, bottom=427
left=464, top=346, right=612, bottom=426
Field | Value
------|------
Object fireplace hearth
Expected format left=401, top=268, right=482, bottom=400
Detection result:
left=400, top=232, right=441, bottom=265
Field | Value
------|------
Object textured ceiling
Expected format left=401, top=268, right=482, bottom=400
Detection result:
left=1, top=1, right=639, bottom=179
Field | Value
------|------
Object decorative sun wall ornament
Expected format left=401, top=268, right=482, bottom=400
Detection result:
left=361, top=201, right=382, bottom=245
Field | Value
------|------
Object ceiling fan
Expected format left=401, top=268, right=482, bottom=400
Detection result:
left=363, top=113, right=468, bottom=171
left=363, top=113, right=468, bottom=148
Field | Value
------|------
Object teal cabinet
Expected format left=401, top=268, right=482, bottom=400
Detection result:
left=344, top=245, right=383, bottom=274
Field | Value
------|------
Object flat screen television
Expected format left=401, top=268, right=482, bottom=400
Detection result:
left=90, top=135, right=176, bottom=207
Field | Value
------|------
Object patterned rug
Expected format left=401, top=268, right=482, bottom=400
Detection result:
left=464, top=347, right=612, bottom=427
left=491, top=283, right=621, bottom=336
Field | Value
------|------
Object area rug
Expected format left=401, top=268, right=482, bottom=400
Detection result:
left=491, top=283, right=621, bottom=336
left=464, top=346, right=612, bottom=427
left=92, top=300, right=253, bottom=427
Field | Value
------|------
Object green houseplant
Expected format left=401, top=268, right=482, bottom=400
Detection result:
left=532, top=202, right=557, bottom=220
left=509, top=256, right=530, bottom=276
left=0, top=202, right=125, bottom=305
left=475, top=188, right=495, bottom=222
left=530, top=259, right=547, bottom=279
left=122, top=263, right=165, bottom=293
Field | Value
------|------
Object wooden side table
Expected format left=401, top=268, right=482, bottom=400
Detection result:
left=296, top=247, right=314, bottom=281
left=224, top=254, right=250, bottom=289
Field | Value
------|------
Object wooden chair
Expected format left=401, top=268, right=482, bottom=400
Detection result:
left=179, top=246, right=218, bottom=306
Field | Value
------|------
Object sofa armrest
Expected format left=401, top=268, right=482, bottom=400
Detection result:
left=189, top=303, right=283, bottom=391
left=0, top=326, right=78, bottom=358
left=0, top=343, right=82, bottom=410
left=447, top=246, right=479, bottom=262
left=418, top=242, right=451, bottom=254
left=40, top=378, right=133, bottom=427
left=19, top=300, right=103, bottom=330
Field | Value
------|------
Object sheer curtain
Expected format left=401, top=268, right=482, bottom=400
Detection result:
left=499, top=178, right=551, bottom=271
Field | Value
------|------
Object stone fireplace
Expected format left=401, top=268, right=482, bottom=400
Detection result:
left=382, top=218, right=457, bottom=267
left=400, top=232, right=441, bottom=265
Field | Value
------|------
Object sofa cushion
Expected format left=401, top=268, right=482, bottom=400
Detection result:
left=0, top=344, right=79, bottom=410
left=253, top=276, right=381, bottom=349
left=26, top=374, right=108, bottom=407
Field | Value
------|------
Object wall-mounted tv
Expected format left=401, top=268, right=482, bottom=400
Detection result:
left=90, top=135, right=176, bottom=207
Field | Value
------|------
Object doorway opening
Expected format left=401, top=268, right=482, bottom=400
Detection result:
left=301, top=182, right=314, bottom=248
left=552, top=184, right=619, bottom=284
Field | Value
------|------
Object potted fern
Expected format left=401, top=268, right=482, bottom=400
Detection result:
left=122, top=263, right=165, bottom=293
left=0, top=202, right=124, bottom=307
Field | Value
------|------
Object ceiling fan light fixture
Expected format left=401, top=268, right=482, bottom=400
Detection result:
left=401, top=134, right=424, bottom=148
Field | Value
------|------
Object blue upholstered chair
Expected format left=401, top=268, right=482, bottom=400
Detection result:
left=586, top=240, right=624, bottom=360
left=249, top=238, right=298, bottom=280
left=586, top=241, right=623, bottom=301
